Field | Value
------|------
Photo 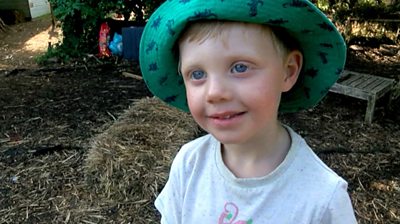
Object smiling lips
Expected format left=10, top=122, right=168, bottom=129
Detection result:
left=209, top=111, right=246, bottom=120
left=207, top=111, right=246, bottom=128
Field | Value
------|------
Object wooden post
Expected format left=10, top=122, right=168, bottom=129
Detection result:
left=365, top=95, right=377, bottom=124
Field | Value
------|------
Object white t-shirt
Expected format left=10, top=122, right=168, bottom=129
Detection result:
left=155, top=127, right=357, bottom=224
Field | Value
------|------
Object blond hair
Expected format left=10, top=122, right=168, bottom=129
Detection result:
left=178, top=21, right=300, bottom=60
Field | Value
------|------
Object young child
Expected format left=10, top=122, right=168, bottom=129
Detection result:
left=139, top=0, right=357, bottom=223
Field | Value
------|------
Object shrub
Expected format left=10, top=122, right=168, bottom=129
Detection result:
left=40, top=0, right=164, bottom=63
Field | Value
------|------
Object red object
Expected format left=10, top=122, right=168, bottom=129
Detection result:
left=98, top=22, right=111, bottom=57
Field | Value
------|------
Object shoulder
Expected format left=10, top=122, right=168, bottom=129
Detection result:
left=154, top=134, right=218, bottom=223
left=170, top=134, right=217, bottom=174
left=175, top=134, right=215, bottom=160
left=284, top=127, right=356, bottom=221
left=286, top=126, right=349, bottom=198
left=288, top=127, right=343, bottom=180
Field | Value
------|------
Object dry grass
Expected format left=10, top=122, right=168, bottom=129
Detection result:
left=84, top=97, right=198, bottom=223
left=0, top=97, right=199, bottom=223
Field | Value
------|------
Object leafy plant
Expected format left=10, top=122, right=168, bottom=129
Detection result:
left=41, top=0, right=164, bottom=64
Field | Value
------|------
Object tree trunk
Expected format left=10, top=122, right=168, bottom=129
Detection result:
left=49, top=2, right=56, bottom=31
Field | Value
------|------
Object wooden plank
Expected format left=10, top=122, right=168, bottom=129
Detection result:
left=373, top=80, right=394, bottom=92
left=354, top=76, right=377, bottom=89
left=374, top=82, right=395, bottom=99
left=350, top=75, right=372, bottom=88
left=368, top=79, right=391, bottom=92
left=340, top=73, right=363, bottom=85
left=366, top=79, right=386, bottom=92
left=357, top=77, right=383, bottom=90
left=337, top=72, right=395, bottom=93
left=339, top=70, right=352, bottom=79
left=330, top=83, right=370, bottom=100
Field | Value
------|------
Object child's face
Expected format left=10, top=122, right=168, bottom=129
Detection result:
left=179, top=24, right=300, bottom=145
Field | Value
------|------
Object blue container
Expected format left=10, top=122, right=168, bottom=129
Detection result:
left=122, top=26, right=144, bottom=60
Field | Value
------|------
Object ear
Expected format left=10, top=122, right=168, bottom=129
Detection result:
left=282, top=50, right=303, bottom=92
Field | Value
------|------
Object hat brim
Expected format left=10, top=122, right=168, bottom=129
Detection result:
left=139, top=0, right=346, bottom=113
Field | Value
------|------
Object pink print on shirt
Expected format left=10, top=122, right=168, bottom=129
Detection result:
left=218, top=202, right=253, bottom=224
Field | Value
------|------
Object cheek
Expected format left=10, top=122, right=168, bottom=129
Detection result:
left=185, top=86, right=195, bottom=107
left=186, top=87, right=203, bottom=116
left=244, top=79, right=283, bottom=108
left=186, top=91, right=208, bottom=130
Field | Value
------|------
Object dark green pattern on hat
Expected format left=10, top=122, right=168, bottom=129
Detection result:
left=139, top=0, right=346, bottom=113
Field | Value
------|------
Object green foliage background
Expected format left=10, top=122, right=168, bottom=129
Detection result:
left=41, top=0, right=165, bottom=62
left=42, top=0, right=398, bottom=62
left=315, top=0, right=400, bottom=22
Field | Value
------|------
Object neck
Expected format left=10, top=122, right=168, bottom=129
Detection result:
left=221, top=123, right=291, bottom=178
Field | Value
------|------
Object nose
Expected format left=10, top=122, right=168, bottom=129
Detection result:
left=206, top=75, right=231, bottom=103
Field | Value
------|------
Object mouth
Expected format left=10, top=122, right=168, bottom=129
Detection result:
left=209, top=111, right=245, bottom=120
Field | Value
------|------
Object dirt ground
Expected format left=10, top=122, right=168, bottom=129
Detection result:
left=0, top=16, right=399, bottom=223
left=0, top=14, right=62, bottom=69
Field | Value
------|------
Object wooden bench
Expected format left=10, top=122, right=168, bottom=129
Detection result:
left=329, top=70, right=396, bottom=124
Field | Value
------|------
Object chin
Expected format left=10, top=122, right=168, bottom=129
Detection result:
left=211, top=133, right=247, bottom=145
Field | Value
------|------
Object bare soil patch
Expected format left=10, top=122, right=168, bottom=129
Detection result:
left=0, top=15, right=61, bottom=69
left=0, top=16, right=399, bottom=223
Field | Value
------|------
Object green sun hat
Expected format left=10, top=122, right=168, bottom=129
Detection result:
left=139, top=0, right=346, bottom=113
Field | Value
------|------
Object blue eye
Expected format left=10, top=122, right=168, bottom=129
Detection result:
left=232, top=63, right=248, bottom=73
left=190, top=70, right=206, bottom=80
